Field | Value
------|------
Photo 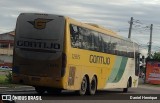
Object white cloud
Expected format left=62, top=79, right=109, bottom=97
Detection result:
left=16, top=7, right=45, bottom=13
left=3, top=14, right=18, bottom=19
left=140, top=49, right=148, bottom=57
left=0, top=27, right=13, bottom=33
left=133, top=11, right=146, bottom=15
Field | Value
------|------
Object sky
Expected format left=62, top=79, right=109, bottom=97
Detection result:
left=1, top=0, right=160, bottom=56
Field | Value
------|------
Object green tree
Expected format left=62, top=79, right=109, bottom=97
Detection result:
left=151, top=52, right=160, bottom=60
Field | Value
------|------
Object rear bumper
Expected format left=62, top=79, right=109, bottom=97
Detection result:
left=12, top=73, right=63, bottom=88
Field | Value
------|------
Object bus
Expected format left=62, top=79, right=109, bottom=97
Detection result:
left=12, top=13, right=140, bottom=95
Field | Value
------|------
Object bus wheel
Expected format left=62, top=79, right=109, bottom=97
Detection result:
left=123, top=80, right=129, bottom=93
left=79, top=76, right=87, bottom=95
left=35, top=86, right=46, bottom=94
left=89, top=76, right=97, bottom=95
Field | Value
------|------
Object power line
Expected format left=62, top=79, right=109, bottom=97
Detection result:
left=128, top=17, right=133, bottom=38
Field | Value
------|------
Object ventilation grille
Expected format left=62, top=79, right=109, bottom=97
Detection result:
left=68, top=66, right=76, bottom=86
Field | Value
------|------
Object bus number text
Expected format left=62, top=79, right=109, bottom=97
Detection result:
left=72, top=54, right=80, bottom=59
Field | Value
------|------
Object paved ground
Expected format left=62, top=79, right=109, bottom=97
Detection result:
left=1, top=84, right=160, bottom=103
left=1, top=78, right=160, bottom=103
left=0, top=78, right=159, bottom=94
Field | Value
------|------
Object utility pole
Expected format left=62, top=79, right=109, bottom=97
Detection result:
left=148, top=24, right=153, bottom=58
left=128, top=17, right=133, bottom=38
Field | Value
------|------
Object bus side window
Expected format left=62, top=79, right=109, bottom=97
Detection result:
left=76, top=27, right=90, bottom=49
left=70, top=24, right=79, bottom=48
left=88, top=33, right=93, bottom=50
left=92, top=31, right=99, bottom=51
left=82, top=28, right=90, bottom=50
left=98, top=33, right=104, bottom=52
left=110, top=37, right=117, bottom=54
left=78, top=27, right=83, bottom=49
left=101, top=34, right=110, bottom=53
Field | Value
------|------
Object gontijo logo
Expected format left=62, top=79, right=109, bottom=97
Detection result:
left=28, top=18, right=53, bottom=29
left=17, top=40, right=60, bottom=50
left=89, top=55, right=110, bottom=65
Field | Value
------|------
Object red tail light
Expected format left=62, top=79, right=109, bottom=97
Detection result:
left=61, top=53, right=66, bottom=77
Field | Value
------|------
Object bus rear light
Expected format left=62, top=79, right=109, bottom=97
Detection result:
left=61, top=53, right=66, bottom=77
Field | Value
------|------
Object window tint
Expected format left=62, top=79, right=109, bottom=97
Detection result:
left=70, top=25, right=79, bottom=48
left=101, top=34, right=110, bottom=53
left=70, top=24, right=135, bottom=58
left=92, top=31, right=99, bottom=51
left=110, top=37, right=118, bottom=54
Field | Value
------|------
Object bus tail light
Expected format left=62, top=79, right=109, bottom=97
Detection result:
left=61, top=53, right=66, bottom=77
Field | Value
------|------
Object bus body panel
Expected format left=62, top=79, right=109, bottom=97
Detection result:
left=64, top=48, right=116, bottom=90
left=105, top=58, right=138, bottom=89
left=63, top=17, right=139, bottom=90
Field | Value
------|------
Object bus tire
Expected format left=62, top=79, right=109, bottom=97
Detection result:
left=35, top=86, right=46, bottom=94
left=79, top=76, right=88, bottom=95
left=89, top=76, right=97, bottom=95
left=123, top=80, right=129, bottom=93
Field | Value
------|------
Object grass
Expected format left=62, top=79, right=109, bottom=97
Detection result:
left=0, top=75, right=8, bottom=84
left=0, top=71, right=25, bottom=88
left=0, top=74, right=22, bottom=87
left=0, top=70, right=13, bottom=86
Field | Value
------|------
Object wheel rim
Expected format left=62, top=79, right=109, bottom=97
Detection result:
left=81, top=77, right=87, bottom=93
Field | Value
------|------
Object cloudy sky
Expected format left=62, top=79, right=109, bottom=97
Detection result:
left=1, top=0, right=160, bottom=55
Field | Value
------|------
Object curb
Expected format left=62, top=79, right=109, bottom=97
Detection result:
left=0, top=85, right=32, bottom=88
left=0, top=87, right=8, bottom=89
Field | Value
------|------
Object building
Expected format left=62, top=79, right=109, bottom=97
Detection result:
left=145, top=59, right=160, bottom=84
left=0, top=31, right=14, bottom=67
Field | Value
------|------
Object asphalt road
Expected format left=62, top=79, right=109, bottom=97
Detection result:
left=1, top=84, right=160, bottom=103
